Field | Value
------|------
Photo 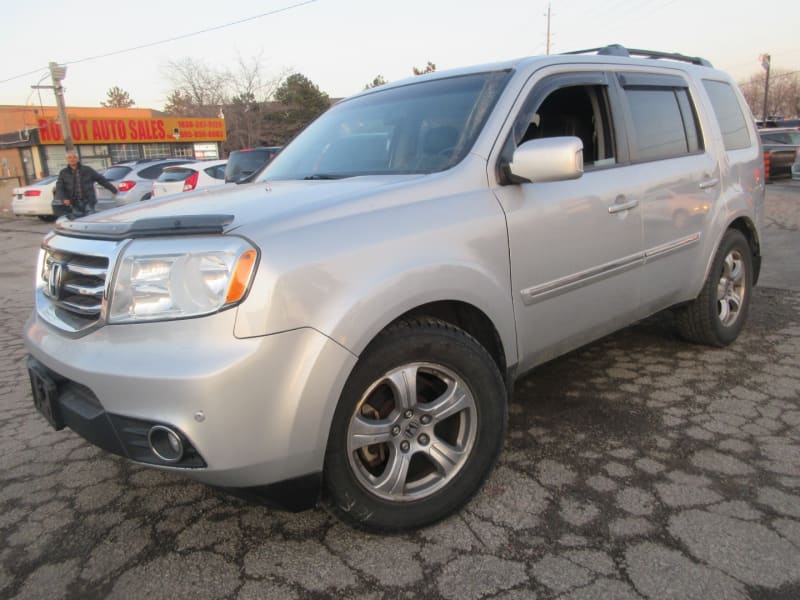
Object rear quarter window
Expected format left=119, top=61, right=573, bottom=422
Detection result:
left=702, top=80, right=752, bottom=151
left=102, top=166, right=133, bottom=180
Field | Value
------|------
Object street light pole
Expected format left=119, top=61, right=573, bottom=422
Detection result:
left=49, top=62, right=74, bottom=152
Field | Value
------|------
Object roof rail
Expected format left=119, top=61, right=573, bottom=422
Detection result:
left=563, top=44, right=713, bottom=67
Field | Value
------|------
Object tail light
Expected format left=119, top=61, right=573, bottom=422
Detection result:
left=117, top=180, right=136, bottom=192
left=24, top=190, right=42, bottom=196
left=183, top=172, right=199, bottom=192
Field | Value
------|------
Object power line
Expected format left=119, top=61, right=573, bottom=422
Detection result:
left=0, top=0, right=318, bottom=85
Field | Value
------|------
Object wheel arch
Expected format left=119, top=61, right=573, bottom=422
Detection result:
left=726, top=216, right=762, bottom=286
left=395, top=300, right=511, bottom=390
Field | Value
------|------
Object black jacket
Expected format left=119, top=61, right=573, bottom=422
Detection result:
left=54, top=163, right=117, bottom=214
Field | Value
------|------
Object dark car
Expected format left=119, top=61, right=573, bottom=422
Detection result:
left=224, top=146, right=282, bottom=183
left=759, top=128, right=800, bottom=181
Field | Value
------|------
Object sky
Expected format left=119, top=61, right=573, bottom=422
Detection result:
left=1, top=0, right=798, bottom=112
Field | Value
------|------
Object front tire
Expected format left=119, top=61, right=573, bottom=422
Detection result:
left=323, top=317, right=507, bottom=531
left=676, top=229, right=753, bottom=346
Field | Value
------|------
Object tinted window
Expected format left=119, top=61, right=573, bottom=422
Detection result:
left=138, top=162, right=189, bottom=179
left=761, top=131, right=800, bottom=145
left=102, top=166, right=133, bottom=180
left=224, top=149, right=279, bottom=182
left=157, top=168, right=193, bottom=182
left=624, top=88, right=701, bottom=161
left=204, top=165, right=226, bottom=179
left=703, top=80, right=751, bottom=151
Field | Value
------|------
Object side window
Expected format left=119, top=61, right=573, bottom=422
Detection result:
left=702, top=79, right=752, bottom=151
left=205, top=165, right=226, bottom=179
left=509, top=82, right=617, bottom=169
left=138, top=164, right=169, bottom=180
left=622, top=85, right=703, bottom=162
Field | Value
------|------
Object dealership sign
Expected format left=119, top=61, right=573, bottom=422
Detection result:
left=37, top=117, right=226, bottom=144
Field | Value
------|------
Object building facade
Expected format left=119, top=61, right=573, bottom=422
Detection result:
left=0, top=105, right=226, bottom=185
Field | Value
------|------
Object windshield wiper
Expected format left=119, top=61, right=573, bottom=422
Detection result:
left=303, top=173, right=348, bottom=180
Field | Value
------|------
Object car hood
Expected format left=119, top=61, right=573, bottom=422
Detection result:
left=53, top=175, right=427, bottom=239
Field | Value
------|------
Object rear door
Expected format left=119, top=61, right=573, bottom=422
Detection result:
left=613, top=71, right=721, bottom=311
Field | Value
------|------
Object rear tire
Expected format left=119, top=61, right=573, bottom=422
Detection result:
left=676, top=229, right=752, bottom=346
left=323, top=317, right=507, bottom=531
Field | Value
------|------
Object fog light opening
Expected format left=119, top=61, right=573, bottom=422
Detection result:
left=148, top=425, right=184, bottom=463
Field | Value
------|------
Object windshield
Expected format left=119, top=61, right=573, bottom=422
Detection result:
left=259, top=71, right=511, bottom=181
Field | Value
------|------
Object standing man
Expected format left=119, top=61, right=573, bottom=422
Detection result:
left=54, top=150, right=117, bottom=218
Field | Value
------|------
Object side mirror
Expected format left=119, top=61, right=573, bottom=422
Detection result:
left=508, top=136, right=584, bottom=183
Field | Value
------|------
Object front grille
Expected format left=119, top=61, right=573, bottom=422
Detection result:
left=43, top=250, right=109, bottom=319
left=37, top=235, right=123, bottom=333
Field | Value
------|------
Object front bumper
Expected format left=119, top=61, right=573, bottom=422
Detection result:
left=24, top=309, right=357, bottom=488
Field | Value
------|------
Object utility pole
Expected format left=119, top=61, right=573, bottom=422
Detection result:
left=545, top=3, right=552, bottom=55
left=760, top=54, right=771, bottom=124
left=31, top=62, right=74, bottom=152
left=49, top=62, right=74, bottom=152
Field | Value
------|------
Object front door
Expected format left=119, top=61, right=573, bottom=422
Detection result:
left=492, top=72, right=644, bottom=372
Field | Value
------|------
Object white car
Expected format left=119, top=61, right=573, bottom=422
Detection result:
left=11, top=175, right=58, bottom=221
left=152, top=159, right=227, bottom=198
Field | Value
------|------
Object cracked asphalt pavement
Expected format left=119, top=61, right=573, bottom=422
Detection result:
left=1, top=182, right=799, bottom=599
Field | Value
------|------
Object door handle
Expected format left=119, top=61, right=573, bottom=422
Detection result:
left=698, top=177, right=719, bottom=189
left=608, top=198, right=639, bottom=214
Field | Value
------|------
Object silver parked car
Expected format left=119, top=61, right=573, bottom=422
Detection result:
left=25, top=45, right=764, bottom=532
left=94, top=158, right=194, bottom=208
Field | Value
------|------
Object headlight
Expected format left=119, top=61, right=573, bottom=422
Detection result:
left=108, top=236, right=258, bottom=323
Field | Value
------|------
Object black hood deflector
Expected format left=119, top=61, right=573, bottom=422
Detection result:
left=54, top=214, right=235, bottom=240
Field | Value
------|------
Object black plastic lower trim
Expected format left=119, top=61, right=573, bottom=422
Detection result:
left=26, top=355, right=206, bottom=468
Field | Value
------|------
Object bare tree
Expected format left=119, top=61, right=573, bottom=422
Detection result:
left=162, top=58, right=231, bottom=117
left=101, top=86, right=135, bottom=108
left=224, top=53, right=287, bottom=151
left=161, top=55, right=329, bottom=149
left=739, top=69, right=800, bottom=120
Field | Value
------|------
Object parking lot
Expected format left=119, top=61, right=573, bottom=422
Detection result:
left=1, top=182, right=798, bottom=599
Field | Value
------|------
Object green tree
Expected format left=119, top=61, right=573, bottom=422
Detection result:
left=269, top=73, right=331, bottom=141
left=101, top=86, right=135, bottom=108
left=364, top=75, right=387, bottom=90
left=412, top=62, right=436, bottom=76
left=274, top=73, right=330, bottom=118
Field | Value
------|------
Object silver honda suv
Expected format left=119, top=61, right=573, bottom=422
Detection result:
left=25, top=45, right=764, bottom=531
